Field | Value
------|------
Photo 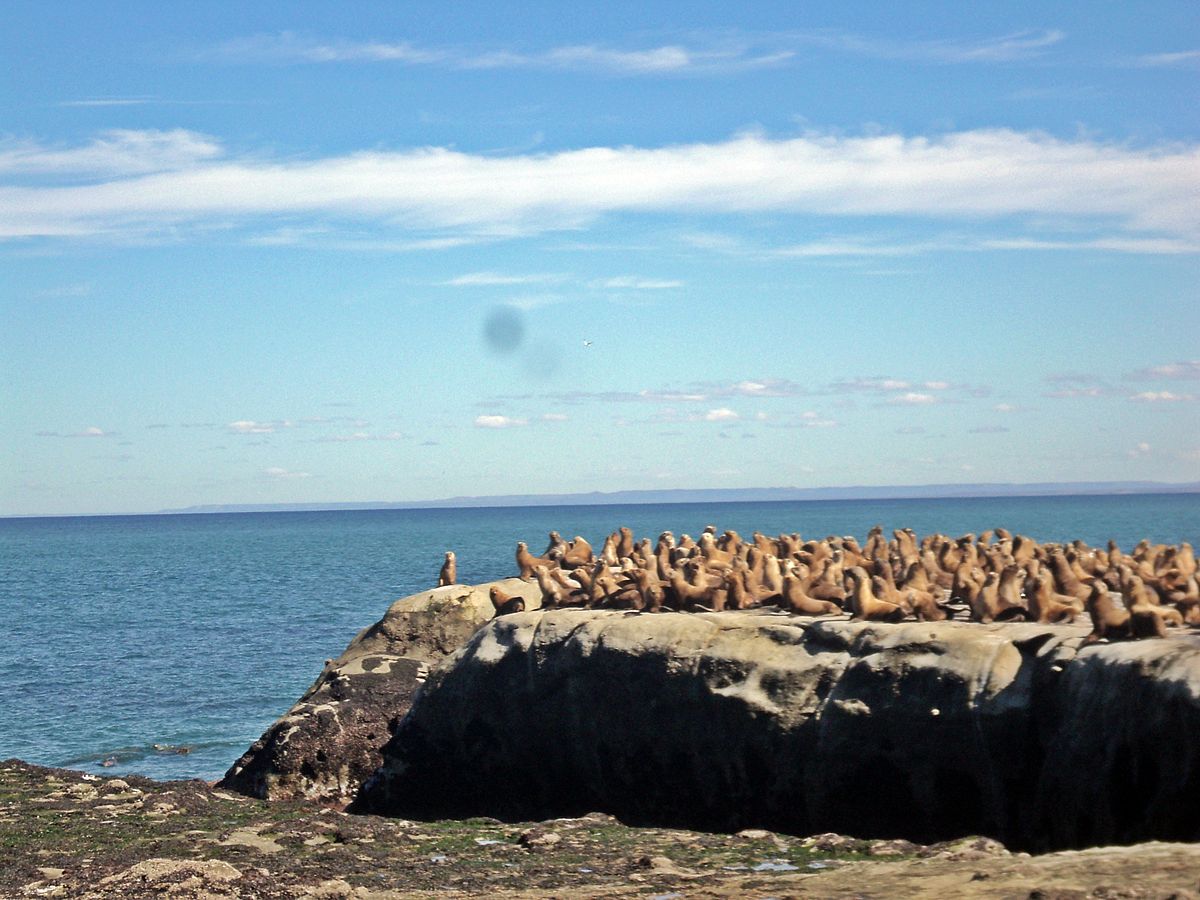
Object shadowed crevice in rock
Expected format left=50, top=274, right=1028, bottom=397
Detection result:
left=352, top=610, right=1200, bottom=852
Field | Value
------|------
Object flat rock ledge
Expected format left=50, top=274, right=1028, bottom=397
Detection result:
left=219, top=578, right=541, bottom=803
left=354, top=608, right=1200, bottom=852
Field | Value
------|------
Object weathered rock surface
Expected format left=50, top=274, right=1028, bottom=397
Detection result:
left=354, top=609, right=1200, bottom=851
left=219, top=578, right=541, bottom=802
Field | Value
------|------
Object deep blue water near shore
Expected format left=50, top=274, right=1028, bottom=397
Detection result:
left=1, top=494, right=1197, bottom=782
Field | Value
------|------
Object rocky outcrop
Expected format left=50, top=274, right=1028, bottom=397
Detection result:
left=354, top=609, right=1200, bottom=851
left=219, top=578, right=541, bottom=802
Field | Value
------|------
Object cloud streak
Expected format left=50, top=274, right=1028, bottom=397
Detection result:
left=793, top=28, right=1066, bottom=64
left=4, top=128, right=1198, bottom=243
left=211, top=32, right=791, bottom=74
left=211, top=28, right=1067, bottom=73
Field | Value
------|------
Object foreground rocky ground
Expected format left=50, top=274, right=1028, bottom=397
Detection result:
left=5, top=760, right=1200, bottom=899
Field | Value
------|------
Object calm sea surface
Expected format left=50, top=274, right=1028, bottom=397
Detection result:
left=2, top=495, right=1197, bottom=782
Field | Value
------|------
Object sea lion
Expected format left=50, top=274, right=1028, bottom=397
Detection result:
left=532, top=564, right=564, bottom=608
left=1027, top=571, right=1082, bottom=624
left=698, top=533, right=735, bottom=570
left=1083, top=583, right=1132, bottom=643
left=515, top=541, right=551, bottom=580
left=437, top=551, right=457, bottom=587
left=631, top=567, right=665, bottom=612
left=617, top=526, right=635, bottom=561
left=489, top=585, right=526, bottom=616
left=806, top=558, right=847, bottom=603
left=664, top=567, right=699, bottom=609
left=845, top=566, right=905, bottom=622
left=782, top=572, right=841, bottom=616
left=543, top=531, right=568, bottom=561
left=1123, top=575, right=1183, bottom=628
left=561, top=536, right=594, bottom=569
left=995, top=565, right=1029, bottom=620
left=723, top=568, right=756, bottom=610
left=969, top=572, right=1001, bottom=623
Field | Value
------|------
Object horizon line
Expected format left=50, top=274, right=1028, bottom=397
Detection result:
left=2, top=479, right=1198, bottom=520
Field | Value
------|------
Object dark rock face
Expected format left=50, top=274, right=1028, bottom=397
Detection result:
left=219, top=579, right=541, bottom=802
left=353, top=610, right=1200, bottom=851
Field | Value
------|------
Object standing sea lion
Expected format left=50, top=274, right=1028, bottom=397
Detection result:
left=845, top=567, right=905, bottom=622
left=437, top=551, right=457, bottom=587
left=1083, top=583, right=1132, bottom=643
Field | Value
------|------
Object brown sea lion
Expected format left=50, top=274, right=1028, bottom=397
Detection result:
left=1084, top=583, right=1132, bottom=643
left=782, top=572, right=841, bottom=616
left=515, top=541, right=552, bottom=580
left=543, top=531, right=568, bottom=560
left=489, top=585, right=525, bottom=617
left=561, top=536, right=594, bottom=569
left=600, top=533, right=620, bottom=567
left=845, top=566, right=905, bottom=622
left=995, top=565, right=1029, bottom=620
left=666, top=564, right=718, bottom=611
left=807, top=558, right=847, bottom=603
left=1124, top=575, right=1184, bottom=628
left=969, top=572, right=1001, bottom=623
left=437, top=551, right=456, bottom=587
left=616, top=526, right=635, bottom=561
left=631, top=567, right=665, bottom=612
left=532, top=564, right=566, bottom=609
left=1028, top=571, right=1082, bottom=624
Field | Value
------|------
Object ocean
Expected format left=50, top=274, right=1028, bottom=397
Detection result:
left=1, top=494, right=1196, bottom=783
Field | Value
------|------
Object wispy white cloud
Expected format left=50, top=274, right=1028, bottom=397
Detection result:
left=228, top=419, right=294, bottom=434
left=474, top=414, right=528, bottom=428
left=540, top=413, right=568, bottom=422
left=5, top=128, right=1198, bottom=243
left=315, top=430, right=406, bottom=442
left=793, top=28, right=1066, bottom=63
left=888, top=392, right=939, bottom=406
left=704, top=407, right=739, bottom=422
left=1045, top=387, right=1109, bottom=399
left=244, top=227, right=490, bottom=252
left=441, top=271, right=566, bottom=286
left=982, top=236, right=1200, bottom=254
left=832, top=377, right=956, bottom=395
left=210, top=32, right=791, bottom=74
left=1134, top=49, right=1200, bottom=68
left=0, top=129, right=222, bottom=177
left=1128, top=391, right=1196, bottom=403
left=211, top=28, right=1067, bottom=73
left=590, top=276, right=685, bottom=289
left=36, top=425, right=115, bottom=438
left=263, top=466, right=311, bottom=479
left=754, top=234, right=1200, bottom=259
left=1128, top=441, right=1152, bottom=458
left=58, top=98, right=157, bottom=107
left=1125, top=360, right=1200, bottom=380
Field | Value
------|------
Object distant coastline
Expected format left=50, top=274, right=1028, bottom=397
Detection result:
left=156, top=480, right=1200, bottom=516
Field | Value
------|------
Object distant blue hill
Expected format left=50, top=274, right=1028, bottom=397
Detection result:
left=162, top=481, right=1200, bottom=514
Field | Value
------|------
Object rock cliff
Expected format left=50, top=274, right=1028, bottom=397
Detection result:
left=354, top=608, right=1200, bottom=851
left=219, top=578, right=542, bottom=802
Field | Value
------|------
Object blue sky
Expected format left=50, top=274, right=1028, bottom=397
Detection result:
left=2, top=1, right=1198, bottom=516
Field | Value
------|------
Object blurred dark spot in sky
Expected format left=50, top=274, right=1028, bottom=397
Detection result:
left=482, top=307, right=524, bottom=354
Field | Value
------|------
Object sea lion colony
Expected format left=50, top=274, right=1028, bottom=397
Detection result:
left=445, top=526, right=1198, bottom=643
